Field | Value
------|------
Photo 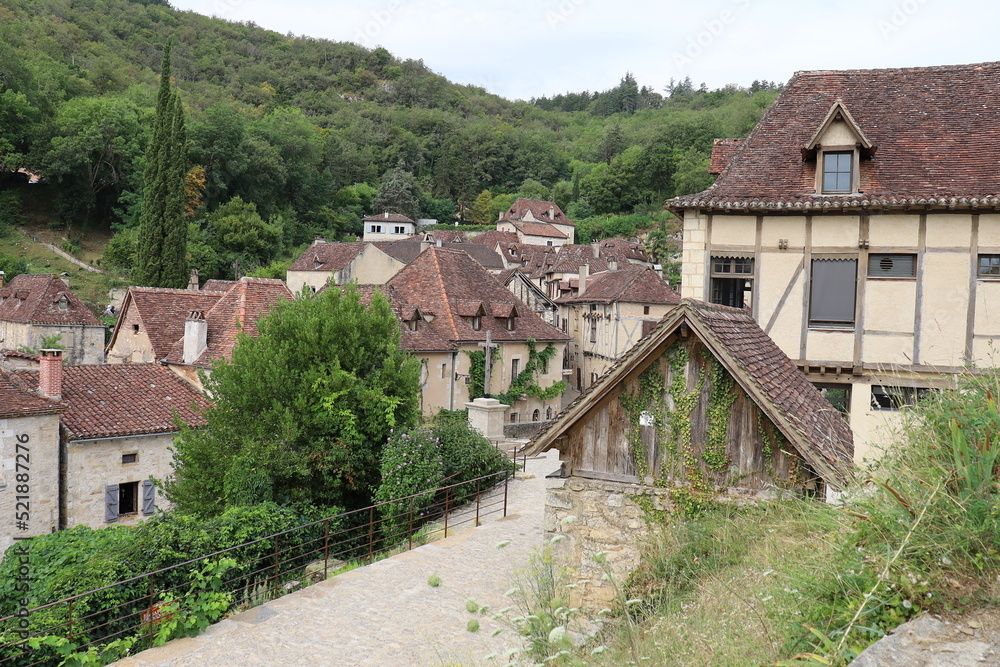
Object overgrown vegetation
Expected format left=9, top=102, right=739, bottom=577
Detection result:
left=480, top=368, right=1000, bottom=666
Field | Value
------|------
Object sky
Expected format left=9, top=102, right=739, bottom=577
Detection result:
left=167, top=0, right=999, bottom=101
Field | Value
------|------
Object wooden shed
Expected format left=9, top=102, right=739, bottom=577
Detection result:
left=527, top=299, right=854, bottom=498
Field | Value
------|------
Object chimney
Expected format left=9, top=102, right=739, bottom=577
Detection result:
left=608, top=257, right=618, bottom=272
left=591, top=242, right=600, bottom=258
left=312, top=235, right=326, bottom=246
left=578, top=262, right=589, bottom=295
left=0, top=270, right=5, bottom=288
left=436, top=238, right=443, bottom=248
left=183, top=311, right=208, bottom=364
left=39, top=349, right=63, bottom=400
left=548, top=205, right=555, bottom=220
left=187, top=268, right=200, bottom=291
left=498, top=211, right=503, bottom=221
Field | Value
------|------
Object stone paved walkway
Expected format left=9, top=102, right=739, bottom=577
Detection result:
left=116, top=451, right=562, bottom=667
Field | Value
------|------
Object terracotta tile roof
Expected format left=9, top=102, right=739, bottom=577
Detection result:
left=10, top=364, right=209, bottom=439
left=709, top=138, right=744, bottom=175
left=559, top=267, right=680, bottom=304
left=379, top=240, right=504, bottom=271
left=356, top=285, right=456, bottom=353
left=110, top=287, right=225, bottom=360
left=362, top=212, right=415, bottom=224
left=671, top=62, right=1000, bottom=212
left=502, top=198, right=574, bottom=227
left=0, top=274, right=101, bottom=326
left=287, top=241, right=367, bottom=272
left=511, top=221, right=567, bottom=239
left=527, top=300, right=854, bottom=488
left=594, top=238, right=650, bottom=263
left=422, top=230, right=467, bottom=243
left=164, top=277, right=293, bottom=367
left=201, top=280, right=236, bottom=292
left=0, top=370, right=63, bottom=418
left=385, top=247, right=569, bottom=347
left=471, top=230, right=520, bottom=246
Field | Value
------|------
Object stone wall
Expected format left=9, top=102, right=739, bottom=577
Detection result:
left=0, top=413, right=61, bottom=556
left=544, top=475, right=673, bottom=607
left=504, top=420, right=549, bottom=440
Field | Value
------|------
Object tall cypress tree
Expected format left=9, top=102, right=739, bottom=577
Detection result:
left=135, top=41, right=187, bottom=287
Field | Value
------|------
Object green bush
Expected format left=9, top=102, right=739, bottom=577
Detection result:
left=0, top=253, right=28, bottom=280
left=374, top=429, right=444, bottom=537
left=101, top=228, right=138, bottom=271
left=0, top=190, right=23, bottom=235
left=431, top=419, right=515, bottom=492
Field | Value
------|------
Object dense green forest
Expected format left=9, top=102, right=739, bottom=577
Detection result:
left=0, top=0, right=780, bottom=280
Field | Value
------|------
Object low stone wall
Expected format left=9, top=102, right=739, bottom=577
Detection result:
left=503, top=420, right=549, bottom=439
left=543, top=476, right=674, bottom=607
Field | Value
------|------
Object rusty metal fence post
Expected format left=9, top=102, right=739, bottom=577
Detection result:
left=367, top=506, right=375, bottom=561
left=475, top=479, right=481, bottom=527
left=503, top=472, right=509, bottom=517
left=443, top=488, right=451, bottom=538
left=323, top=518, right=330, bottom=580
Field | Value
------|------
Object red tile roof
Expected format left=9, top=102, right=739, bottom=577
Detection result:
left=471, top=230, right=520, bottom=246
left=0, top=274, right=101, bottom=326
left=201, top=280, right=237, bottom=292
left=384, top=247, right=569, bottom=349
left=109, top=287, right=226, bottom=360
left=0, top=371, right=63, bottom=418
left=379, top=240, right=505, bottom=271
left=502, top=198, right=574, bottom=227
left=11, top=364, right=209, bottom=439
left=709, top=138, right=744, bottom=176
left=287, top=242, right=367, bottom=272
left=559, top=267, right=680, bottom=305
left=671, top=62, right=1000, bottom=212
left=164, top=277, right=293, bottom=367
left=511, top=221, right=567, bottom=239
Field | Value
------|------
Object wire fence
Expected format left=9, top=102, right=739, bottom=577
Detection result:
left=0, top=470, right=513, bottom=666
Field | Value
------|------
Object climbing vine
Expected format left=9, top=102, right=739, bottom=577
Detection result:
left=465, top=340, right=566, bottom=405
left=704, top=359, right=735, bottom=475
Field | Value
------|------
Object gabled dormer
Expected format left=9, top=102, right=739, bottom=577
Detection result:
left=803, top=100, right=876, bottom=195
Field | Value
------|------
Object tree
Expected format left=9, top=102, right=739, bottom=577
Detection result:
left=164, top=285, right=422, bottom=517
left=135, top=42, right=188, bottom=288
left=372, top=165, right=421, bottom=221
left=205, top=196, right=282, bottom=275
left=470, top=189, right=493, bottom=224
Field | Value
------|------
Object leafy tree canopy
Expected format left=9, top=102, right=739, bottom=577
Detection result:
left=164, top=285, right=422, bottom=518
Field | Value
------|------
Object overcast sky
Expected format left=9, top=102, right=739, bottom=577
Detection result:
left=168, top=0, right=999, bottom=100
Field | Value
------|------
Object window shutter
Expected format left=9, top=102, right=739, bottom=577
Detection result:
left=868, top=254, right=916, bottom=278
left=810, top=258, right=858, bottom=325
left=142, top=479, right=156, bottom=516
left=105, top=484, right=119, bottom=523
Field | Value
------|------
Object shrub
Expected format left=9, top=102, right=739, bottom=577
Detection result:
left=0, top=190, right=23, bottom=235
left=374, top=429, right=444, bottom=538
left=431, top=419, right=515, bottom=493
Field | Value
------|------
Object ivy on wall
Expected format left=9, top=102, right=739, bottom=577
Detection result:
left=465, top=339, right=567, bottom=405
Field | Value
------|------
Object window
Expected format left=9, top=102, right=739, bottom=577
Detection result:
left=546, top=406, right=553, bottom=420
left=978, top=254, right=1000, bottom=277
left=809, top=258, right=857, bottom=327
left=505, top=316, right=515, bottom=331
left=541, top=356, right=549, bottom=375
left=871, top=385, right=935, bottom=410
left=815, top=384, right=851, bottom=417
left=57, top=297, right=68, bottom=310
left=643, top=305, right=650, bottom=315
left=868, top=254, right=916, bottom=278
left=532, top=409, right=540, bottom=422
left=407, top=318, right=418, bottom=331
left=119, top=481, right=139, bottom=515
left=393, top=225, right=406, bottom=234
left=511, top=358, right=520, bottom=378
left=132, top=323, right=139, bottom=335
left=822, top=151, right=853, bottom=193
left=546, top=241, right=553, bottom=247
left=370, top=225, right=382, bottom=233
left=122, top=453, right=137, bottom=464
left=710, top=256, right=753, bottom=308
left=509, top=412, right=518, bottom=423
left=471, top=316, right=481, bottom=330
left=105, top=480, right=155, bottom=522
left=590, top=319, right=597, bottom=343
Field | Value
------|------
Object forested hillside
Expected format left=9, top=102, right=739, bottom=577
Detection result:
left=0, top=0, right=781, bottom=281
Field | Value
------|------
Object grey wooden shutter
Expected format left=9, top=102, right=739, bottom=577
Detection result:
left=105, top=484, right=119, bottom=523
left=141, top=479, right=156, bottom=516
left=809, top=258, right=858, bottom=325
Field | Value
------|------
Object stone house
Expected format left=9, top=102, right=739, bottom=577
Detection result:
left=557, top=266, right=680, bottom=390
left=0, top=273, right=105, bottom=364
left=162, top=277, right=293, bottom=391
left=497, top=268, right=560, bottom=328
left=669, top=62, right=1000, bottom=461
left=526, top=299, right=854, bottom=604
left=365, top=246, right=571, bottom=421
left=361, top=212, right=416, bottom=241
left=1, top=349, right=210, bottom=551
left=0, top=368, right=64, bottom=555
left=106, top=285, right=229, bottom=365
left=285, top=240, right=404, bottom=294
left=496, top=198, right=576, bottom=245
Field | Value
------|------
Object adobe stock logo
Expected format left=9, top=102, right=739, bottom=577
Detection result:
left=546, top=0, right=588, bottom=28
left=671, top=0, right=751, bottom=74
left=354, top=0, right=409, bottom=46
left=876, top=0, right=931, bottom=40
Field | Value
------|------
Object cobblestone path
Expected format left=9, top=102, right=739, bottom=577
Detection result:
left=116, top=451, right=561, bottom=667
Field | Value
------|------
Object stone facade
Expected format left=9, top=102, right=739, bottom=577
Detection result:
left=0, top=413, right=61, bottom=555
left=0, top=320, right=105, bottom=364
left=63, top=432, right=175, bottom=529
left=544, top=476, right=673, bottom=607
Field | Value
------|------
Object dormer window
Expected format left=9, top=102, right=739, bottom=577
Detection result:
left=822, top=152, right=853, bottom=193
left=471, top=315, right=481, bottom=330
left=407, top=319, right=418, bottom=331
left=505, top=316, right=515, bottom=331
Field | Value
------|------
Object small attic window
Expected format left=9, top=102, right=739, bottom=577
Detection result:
left=471, top=315, right=482, bottom=331
left=505, top=316, right=515, bottom=331
left=57, top=296, right=69, bottom=310
left=822, top=152, right=853, bottom=193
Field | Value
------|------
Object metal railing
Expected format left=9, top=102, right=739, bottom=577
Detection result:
left=0, top=470, right=512, bottom=666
